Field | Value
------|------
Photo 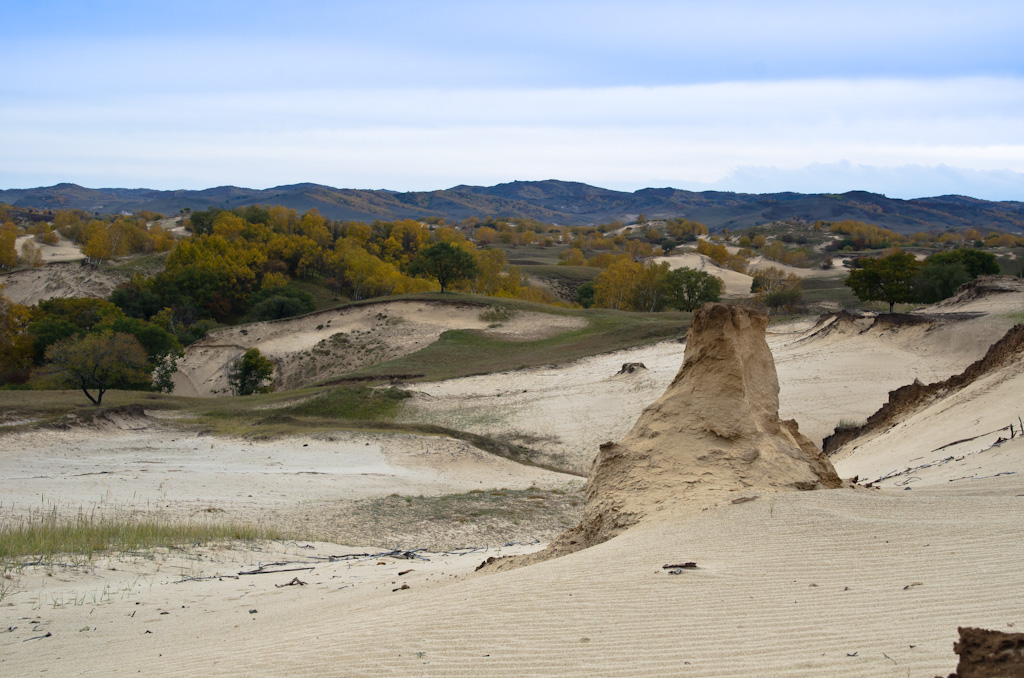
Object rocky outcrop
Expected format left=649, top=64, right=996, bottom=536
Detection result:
left=537, top=304, right=842, bottom=558
left=941, top=627, right=1024, bottom=678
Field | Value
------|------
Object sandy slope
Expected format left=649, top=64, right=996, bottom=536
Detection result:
left=406, top=310, right=1015, bottom=473
left=0, top=261, right=126, bottom=306
left=4, top=474, right=1021, bottom=677
left=173, top=301, right=586, bottom=397
left=3, top=282, right=1023, bottom=677
left=650, top=253, right=753, bottom=295
left=0, top=415, right=577, bottom=531
left=14, top=233, right=85, bottom=264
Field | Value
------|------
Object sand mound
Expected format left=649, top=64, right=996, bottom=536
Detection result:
left=649, top=252, right=754, bottom=296
left=173, top=300, right=586, bottom=396
left=930, top=275, right=1024, bottom=314
left=824, top=323, right=1024, bottom=455
left=45, top=403, right=149, bottom=431
left=506, top=304, right=841, bottom=565
left=0, top=261, right=127, bottom=306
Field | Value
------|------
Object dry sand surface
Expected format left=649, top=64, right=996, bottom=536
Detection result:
left=3, top=281, right=1024, bottom=677
left=4, top=420, right=1022, bottom=677
left=173, top=300, right=586, bottom=396
left=650, top=252, right=753, bottom=296
left=406, top=302, right=1018, bottom=473
left=14, top=234, right=86, bottom=264
left=0, top=413, right=578, bottom=534
left=0, top=261, right=126, bottom=306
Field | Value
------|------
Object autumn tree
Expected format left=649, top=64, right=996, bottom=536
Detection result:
left=593, top=258, right=641, bottom=310
left=0, top=223, right=17, bottom=269
left=408, top=242, right=478, bottom=293
left=41, top=331, right=151, bottom=405
left=751, top=267, right=803, bottom=314
left=0, top=288, right=32, bottom=383
left=228, top=348, right=275, bottom=396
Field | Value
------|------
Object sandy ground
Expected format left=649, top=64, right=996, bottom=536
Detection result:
left=405, top=309, right=1017, bottom=473
left=0, top=261, right=126, bottom=306
left=14, top=234, right=85, bottom=264
left=3, top=469, right=1021, bottom=677
left=3, top=283, right=1023, bottom=676
left=650, top=252, right=753, bottom=296
left=173, top=300, right=586, bottom=396
left=0, top=414, right=578, bottom=532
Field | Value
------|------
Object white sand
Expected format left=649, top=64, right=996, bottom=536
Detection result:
left=0, top=261, right=125, bottom=306
left=650, top=253, right=753, bottom=296
left=0, top=417, right=576, bottom=528
left=173, top=300, right=586, bottom=396
left=3, top=474, right=1021, bottom=677
left=3, top=284, right=1023, bottom=677
left=406, top=311, right=1015, bottom=473
left=14, top=233, right=85, bottom=264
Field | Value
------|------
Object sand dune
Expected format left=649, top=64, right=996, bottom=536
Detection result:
left=173, top=300, right=586, bottom=397
left=0, top=260, right=125, bottom=306
left=3, top=279, right=1023, bottom=677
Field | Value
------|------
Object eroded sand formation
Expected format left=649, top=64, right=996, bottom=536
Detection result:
left=500, top=303, right=842, bottom=567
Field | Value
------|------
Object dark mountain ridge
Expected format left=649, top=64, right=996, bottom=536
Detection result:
left=2, top=180, right=1022, bottom=233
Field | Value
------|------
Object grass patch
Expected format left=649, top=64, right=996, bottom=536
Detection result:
left=286, top=279, right=351, bottom=312
left=283, top=386, right=411, bottom=420
left=343, top=299, right=689, bottom=382
left=520, top=264, right=599, bottom=282
left=100, top=251, right=171, bottom=276
left=1, top=510, right=280, bottom=565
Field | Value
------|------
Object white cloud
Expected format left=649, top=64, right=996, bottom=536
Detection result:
left=2, top=78, right=1023, bottom=198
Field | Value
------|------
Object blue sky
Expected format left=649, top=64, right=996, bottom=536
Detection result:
left=2, top=0, right=1023, bottom=199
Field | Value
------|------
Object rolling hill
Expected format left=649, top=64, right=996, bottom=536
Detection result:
left=2, top=180, right=1023, bottom=233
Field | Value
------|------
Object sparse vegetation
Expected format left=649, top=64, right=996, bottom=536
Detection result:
left=1, top=509, right=280, bottom=565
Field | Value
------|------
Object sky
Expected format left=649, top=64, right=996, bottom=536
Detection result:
left=2, top=0, right=1023, bottom=200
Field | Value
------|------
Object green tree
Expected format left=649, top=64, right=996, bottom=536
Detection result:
left=408, top=242, right=478, bottom=293
left=41, top=331, right=150, bottom=405
left=228, top=348, right=275, bottom=396
left=663, top=267, right=724, bottom=311
left=915, top=262, right=971, bottom=304
left=925, top=249, right=999, bottom=278
left=845, top=252, right=921, bottom=312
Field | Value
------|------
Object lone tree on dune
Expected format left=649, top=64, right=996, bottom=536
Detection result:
left=408, top=242, right=478, bottom=293
left=228, top=348, right=275, bottom=396
left=663, top=267, right=724, bottom=312
left=845, top=251, right=920, bottom=312
left=42, top=331, right=150, bottom=405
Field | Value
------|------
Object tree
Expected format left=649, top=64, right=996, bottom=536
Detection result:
left=915, top=262, right=971, bottom=304
left=845, top=251, right=921, bottom=312
left=663, top=267, right=724, bottom=311
left=408, top=242, right=478, bottom=293
left=0, top=288, right=32, bottom=383
left=41, top=331, right=150, bottom=405
left=926, top=249, right=999, bottom=278
left=751, top=266, right=803, bottom=314
left=0, top=224, right=17, bottom=269
left=227, top=348, right=275, bottom=395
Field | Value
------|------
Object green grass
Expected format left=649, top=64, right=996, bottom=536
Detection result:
left=519, top=264, right=599, bottom=282
left=344, top=303, right=689, bottom=382
left=283, top=386, right=411, bottom=420
left=100, top=251, right=170, bottom=276
left=286, top=279, right=351, bottom=312
left=1, top=510, right=280, bottom=565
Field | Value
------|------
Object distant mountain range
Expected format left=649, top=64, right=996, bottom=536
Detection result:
left=2, top=180, right=1023, bottom=234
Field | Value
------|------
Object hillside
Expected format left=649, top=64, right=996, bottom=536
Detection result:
left=3, top=180, right=1023, bottom=233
